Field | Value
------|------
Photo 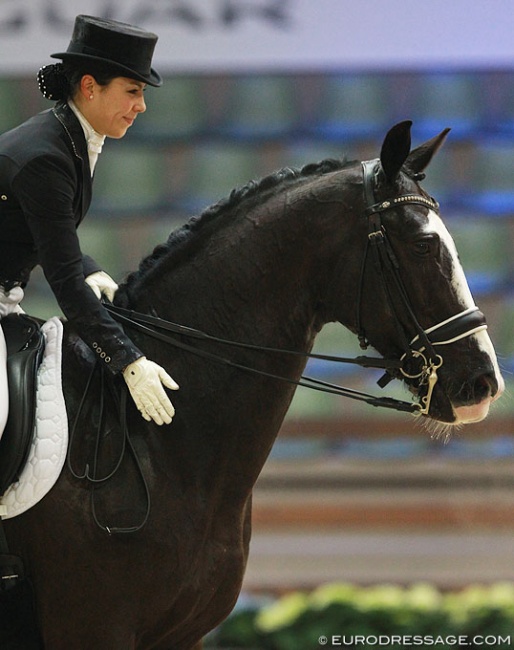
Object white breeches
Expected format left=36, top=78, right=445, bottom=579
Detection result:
left=0, top=286, right=25, bottom=439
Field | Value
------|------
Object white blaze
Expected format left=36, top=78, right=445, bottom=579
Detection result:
left=425, top=210, right=504, bottom=423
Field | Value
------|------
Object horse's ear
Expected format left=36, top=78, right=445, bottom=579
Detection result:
left=380, top=121, right=412, bottom=184
left=405, top=127, right=451, bottom=176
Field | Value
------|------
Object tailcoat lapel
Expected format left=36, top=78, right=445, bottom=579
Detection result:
left=51, top=102, right=92, bottom=223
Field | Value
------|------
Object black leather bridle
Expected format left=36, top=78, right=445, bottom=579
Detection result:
left=105, top=161, right=487, bottom=417
left=357, top=160, right=488, bottom=414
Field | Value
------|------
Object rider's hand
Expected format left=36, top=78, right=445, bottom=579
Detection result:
left=85, top=271, right=118, bottom=302
left=123, top=357, right=179, bottom=425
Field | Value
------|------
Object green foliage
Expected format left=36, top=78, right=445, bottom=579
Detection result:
left=206, top=582, right=514, bottom=649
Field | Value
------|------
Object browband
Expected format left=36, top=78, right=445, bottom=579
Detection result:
left=362, top=159, right=439, bottom=217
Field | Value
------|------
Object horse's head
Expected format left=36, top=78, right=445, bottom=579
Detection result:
left=340, top=121, right=504, bottom=426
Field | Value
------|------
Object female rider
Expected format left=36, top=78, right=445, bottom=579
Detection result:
left=0, top=15, right=178, bottom=434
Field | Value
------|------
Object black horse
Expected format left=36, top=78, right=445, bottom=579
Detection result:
left=3, top=122, right=503, bottom=649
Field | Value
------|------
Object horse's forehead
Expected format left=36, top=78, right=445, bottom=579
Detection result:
left=422, top=209, right=454, bottom=245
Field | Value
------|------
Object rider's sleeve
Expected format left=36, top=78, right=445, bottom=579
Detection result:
left=82, top=254, right=102, bottom=277
left=12, top=155, right=143, bottom=374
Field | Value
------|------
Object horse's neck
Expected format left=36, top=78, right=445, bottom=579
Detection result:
left=127, top=182, right=352, bottom=495
left=148, top=200, right=330, bottom=350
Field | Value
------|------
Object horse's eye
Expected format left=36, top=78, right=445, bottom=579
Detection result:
left=413, top=239, right=432, bottom=256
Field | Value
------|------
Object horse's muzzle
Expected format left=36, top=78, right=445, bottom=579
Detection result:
left=430, top=363, right=504, bottom=425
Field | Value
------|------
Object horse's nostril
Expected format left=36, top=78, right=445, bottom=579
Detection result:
left=473, top=373, right=497, bottom=402
left=453, top=371, right=497, bottom=406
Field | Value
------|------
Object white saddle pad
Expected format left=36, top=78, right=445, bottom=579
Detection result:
left=0, top=317, right=68, bottom=519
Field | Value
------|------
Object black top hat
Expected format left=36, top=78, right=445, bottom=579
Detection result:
left=51, top=15, right=162, bottom=87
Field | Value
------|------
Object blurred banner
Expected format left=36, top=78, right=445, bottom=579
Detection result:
left=1, top=0, right=513, bottom=74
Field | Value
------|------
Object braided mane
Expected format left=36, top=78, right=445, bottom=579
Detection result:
left=119, top=157, right=350, bottom=294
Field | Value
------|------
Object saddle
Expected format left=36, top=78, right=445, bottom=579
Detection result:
left=0, top=314, right=45, bottom=496
left=0, top=315, right=46, bottom=650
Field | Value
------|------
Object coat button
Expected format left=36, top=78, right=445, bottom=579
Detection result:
left=1, top=195, right=7, bottom=201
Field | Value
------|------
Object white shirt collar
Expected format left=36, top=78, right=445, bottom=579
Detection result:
left=68, top=99, right=105, bottom=176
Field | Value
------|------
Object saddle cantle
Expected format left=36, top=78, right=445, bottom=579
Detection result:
left=0, top=314, right=45, bottom=496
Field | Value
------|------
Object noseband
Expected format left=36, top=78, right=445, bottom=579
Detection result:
left=358, top=160, right=488, bottom=415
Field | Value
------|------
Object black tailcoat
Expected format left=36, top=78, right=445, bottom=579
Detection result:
left=0, top=102, right=142, bottom=373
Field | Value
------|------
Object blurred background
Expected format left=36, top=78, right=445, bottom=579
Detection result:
left=1, top=0, right=514, bottom=626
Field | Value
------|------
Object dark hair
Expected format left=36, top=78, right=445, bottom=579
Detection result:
left=37, top=61, right=119, bottom=101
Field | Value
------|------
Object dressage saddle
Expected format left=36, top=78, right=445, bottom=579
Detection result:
left=0, top=315, right=45, bottom=649
left=0, top=314, right=45, bottom=497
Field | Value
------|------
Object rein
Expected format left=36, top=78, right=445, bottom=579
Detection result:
left=105, top=304, right=418, bottom=413
left=67, top=361, right=151, bottom=535
left=105, top=160, right=486, bottom=418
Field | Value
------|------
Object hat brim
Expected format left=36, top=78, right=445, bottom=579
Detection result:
left=50, top=52, right=162, bottom=87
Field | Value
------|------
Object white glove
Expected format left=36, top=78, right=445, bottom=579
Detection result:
left=0, top=285, right=25, bottom=317
left=85, top=271, right=118, bottom=302
left=123, top=357, right=179, bottom=425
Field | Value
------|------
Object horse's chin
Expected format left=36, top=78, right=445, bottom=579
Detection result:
left=416, top=397, right=493, bottom=444
left=408, top=372, right=504, bottom=429
left=451, top=398, right=492, bottom=425
left=408, top=387, right=493, bottom=439
left=443, top=373, right=504, bottom=426
left=426, top=396, right=494, bottom=428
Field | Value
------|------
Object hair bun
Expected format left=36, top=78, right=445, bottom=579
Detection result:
left=37, top=63, right=69, bottom=101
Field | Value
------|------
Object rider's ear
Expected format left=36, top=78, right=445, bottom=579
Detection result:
left=380, top=120, right=412, bottom=184
left=404, top=127, right=451, bottom=177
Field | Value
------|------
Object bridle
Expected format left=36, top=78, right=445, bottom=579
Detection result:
left=356, top=159, right=488, bottom=414
left=105, top=160, right=487, bottom=418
